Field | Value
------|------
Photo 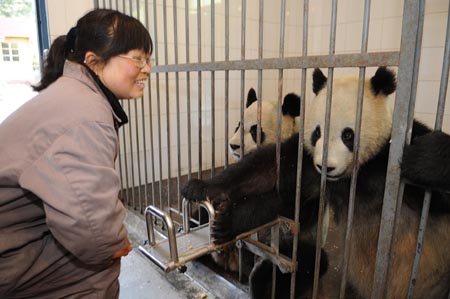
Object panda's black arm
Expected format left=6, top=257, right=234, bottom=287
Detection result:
left=181, top=136, right=297, bottom=203
left=211, top=190, right=283, bottom=243
left=401, top=121, right=450, bottom=192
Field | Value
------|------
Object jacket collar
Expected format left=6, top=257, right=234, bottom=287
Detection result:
left=63, top=60, right=128, bottom=129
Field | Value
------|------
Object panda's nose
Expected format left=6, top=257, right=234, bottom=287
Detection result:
left=316, top=164, right=335, bottom=173
left=230, top=144, right=240, bottom=150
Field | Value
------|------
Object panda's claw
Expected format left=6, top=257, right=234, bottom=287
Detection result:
left=211, top=197, right=235, bottom=244
left=181, top=179, right=208, bottom=202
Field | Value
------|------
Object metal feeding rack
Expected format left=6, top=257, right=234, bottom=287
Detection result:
left=138, top=198, right=298, bottom=274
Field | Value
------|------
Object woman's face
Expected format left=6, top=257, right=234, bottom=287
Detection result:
left=98, top=49, right=151, bottom=99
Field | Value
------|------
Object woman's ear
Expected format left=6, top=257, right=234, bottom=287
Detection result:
left=84, top=51, right=99, bottom=73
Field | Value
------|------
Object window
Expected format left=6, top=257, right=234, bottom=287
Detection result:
left=2, top=42, right=20, bottom=62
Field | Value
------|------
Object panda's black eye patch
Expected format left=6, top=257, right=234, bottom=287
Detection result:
left=341, top=127, right=355, bottom=151
left=250, top=125, right=265, bottom=144
left=311, top=125, right=321, bottom=146
left=234, top=121, right=240, bottom=133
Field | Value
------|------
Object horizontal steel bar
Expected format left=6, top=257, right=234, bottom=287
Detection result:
left=151, top=52, right=399, bottom=73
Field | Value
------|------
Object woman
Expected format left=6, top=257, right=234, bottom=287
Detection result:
left=0, top=8, right=152, bottom=299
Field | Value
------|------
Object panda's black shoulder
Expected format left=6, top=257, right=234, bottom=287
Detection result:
left=411, top=120, right=433, bottom=138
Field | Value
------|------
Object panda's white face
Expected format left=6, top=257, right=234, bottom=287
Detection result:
left=305, top=68, right=395, bottom=180
left=229, top=89, right=301, bottom=160
left=229, top=101, right=297, bottom=159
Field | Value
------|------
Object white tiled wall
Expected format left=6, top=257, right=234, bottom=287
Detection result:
left=46, top=0, right=94, bottom=39
left=46, top=0, right=450, bottom=184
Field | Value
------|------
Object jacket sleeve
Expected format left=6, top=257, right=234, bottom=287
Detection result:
left=19, top=121, right=127, bottom=265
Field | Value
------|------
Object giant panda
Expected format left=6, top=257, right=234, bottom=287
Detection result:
left=181, top=67, right=450, bottom=298
left=211, top=88, right=303, bottom=273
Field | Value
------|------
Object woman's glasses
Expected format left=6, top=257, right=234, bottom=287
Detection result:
left=118, top=55, right=154, bottom=69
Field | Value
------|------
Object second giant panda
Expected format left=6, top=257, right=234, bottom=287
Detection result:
left=212, top=88, right=302, bottom=273
left=182, top=67, right=450, bottom=298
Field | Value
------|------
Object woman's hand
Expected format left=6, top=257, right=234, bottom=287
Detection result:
left=112, top=236, right=132, bottom=259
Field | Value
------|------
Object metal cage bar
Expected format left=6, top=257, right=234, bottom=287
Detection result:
left=210, top=0, right=216, bottom=177
left=185, top=0, right=192, bottom=179
left=172, top=0, right=182, bottom=211
left=239, top=0, right=247, bottom=161
left=197, top=0, right=203, bottom=180
left=312, top=1, right=338, bottom=298
left=162, top=0, right=171, bottom=210
left=290, top=1, right=310, bottom=298
left=371, top=0, right=423, bottom=297
left=223, top=0, right=230, bottom=170
left=339, top=1, right=371, bottom=298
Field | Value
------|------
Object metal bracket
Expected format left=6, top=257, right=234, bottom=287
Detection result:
left=139, top=199, right=298, bottom=274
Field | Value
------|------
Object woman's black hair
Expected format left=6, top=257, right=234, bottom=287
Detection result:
left=33, top=9, right=153, bottom=91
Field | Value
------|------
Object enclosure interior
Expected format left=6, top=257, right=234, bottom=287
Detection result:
left=93, top=0, right=449, bottom=298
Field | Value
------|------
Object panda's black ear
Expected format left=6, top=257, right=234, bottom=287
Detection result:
left=370, top=67, right=397, bottom=96
left=282, top=93, right=301, bottom=117
left=246, top=88, right=258, bottom=108
left=313, top=68, right=327, bottom=95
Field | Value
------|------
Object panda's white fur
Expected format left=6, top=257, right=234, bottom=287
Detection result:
left=305, top=72, right=393, bottom=180
left=229, top=88, right=300, bottom=160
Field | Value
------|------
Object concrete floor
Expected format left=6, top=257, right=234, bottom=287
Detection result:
left=118, top=210, right=249, bottom=299
left=119, top=250, right=189, bottom=299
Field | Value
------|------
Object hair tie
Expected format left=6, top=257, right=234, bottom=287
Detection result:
left=64, top=27, right=78, bottom=57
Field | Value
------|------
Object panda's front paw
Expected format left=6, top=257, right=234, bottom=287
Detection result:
left=211, top=194, right=235, bottom=244
left=402, top=131, right=450, bottom=191
left=181, top=179, right=208, bottom=202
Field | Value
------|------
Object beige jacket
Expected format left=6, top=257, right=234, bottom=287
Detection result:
left=0, top=61, right=127, bottom=298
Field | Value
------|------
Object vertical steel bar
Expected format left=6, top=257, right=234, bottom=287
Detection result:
left=273, top=1, right=286, bottom=298
left=120, top=100, right=130, bottom=204
left=210, top=0, right=216, bottom=177
left=137, top=0, right=149, bottom=211
left=224, top=0, right=230, bottom=169
left=134, top=99, right=142, bottom=212
left=271, top=222, right=281, bottom=299
left=118, top=136, right=124, bottom=201
left=435, top=0, right=450, bottom=132
left=312, top=1, right=338, bottom=298
left=126, top=100, right=136, bottom=209
left=239, top=0, right=246, bottom=159
left=387, top=1, right=424, bottom=293
left=290, top=1, right=309, bottom=298
left=253, top=0, right=264, bottom=289
left=153, top=0, right=163, bottom=208
left=144, top=0, right=156, bottom=207
left=185, top=0, right=192, bottom=179
left=339, top=1, right=370, bottom=298
left=173, top=0, right=182, bottom=212
left=275, top=0, right=286, bottom=190
left=371, top=1, right=421, bottom=297
left=130, top=0, right=142, bottom=212
left=407, top=192, right=431, bottom=299
left=408, top=1, right=447, bottom=296
left=256, top=0, right=263, bottom=147
left=197, top=0, right=203, bottom=180
left=162, top=0, right=171, bottom=210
